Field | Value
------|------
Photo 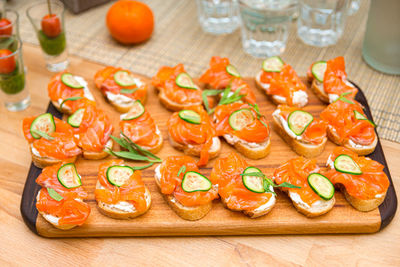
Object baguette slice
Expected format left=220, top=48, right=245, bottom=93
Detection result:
left=327, top=125, right=377, bottom=155
left=309, top=79, right=330, bottom=103
left=272, top=113, right=326, bottom=158
left=104, top=93, right=148, bottom=113
left=154, top=165, right=213, bottom=221
left=255, top=71, right=308, bottom=107
left=36, top=189, right=80, bottom=230
left=220, top=193, right=276, bottom=218
left=157, top=88, right=202, bottom=112
left=30, top=145, right=78, bottom=169
left=82, top=139, right=113, bottom=160
left=222, top=134, right=271, bottom=160
left=168, top=135, right=221, bottom=160
left=287, top=191, right=335, bottom=217
left=96, top=181, right=152, bottom=219
left=125, top=126, right=164, bottom=154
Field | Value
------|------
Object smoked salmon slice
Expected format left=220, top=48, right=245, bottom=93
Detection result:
left=168, top=105, right=219, bottom=166
left=48, top=71, right=96, bottom=113
left=320, top=98, right=376, bottom=146
left=94, top=159, right=149, bottom=213
left=157, top=156, right=219, bottom=207
left=210, top=152, right=274, bottom=211
left=36, top=163, right=90, bottom=226
left=324, top=147, right=389, bottom=200
left=323, top=57, right=358, bottom=98
left=94, top=66, right=147, bottom=104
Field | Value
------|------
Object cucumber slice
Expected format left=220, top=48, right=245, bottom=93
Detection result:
left=181, top=171, right=212, bottom=193
left=67, top=108, right=85, bottom=128
left=287, top=110, right=314, bottom=136
left=106, top=165, right=134, bottom=187
left=61, top=73, right=84, bottom=89
left=178, top=110, right=201, bottom=124
left=311, top=61, right=327, bottom=83
left=226, top=64, right=240, bottom=77
left=334, top=154, right=362, bottom=175
left=229, top=108, right=254, bottom=131
left=175, top=73, right=197, bottom=90
left=307, top=173, right=335, bottom=200
left=262, top=56, right=284, bottom=72
left=30, top=113, right=56, bottom=139
left=242, top=166, right=265, bottom=193
left=122, top=101, right=145, bottom=121
left=57, top=163, right=82, bottom=189
left=353, top=110, right=376, bottom=127
left=114, top=70, right=136, bottom=87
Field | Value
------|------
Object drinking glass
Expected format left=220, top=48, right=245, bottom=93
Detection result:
left=0, top=35, right=30, bottom=111
left=347, top=0, right=360, bottom=16
left=362, top=0, right=400, bottom=75
left=239, top=0, right=297, bottom=58
left=297, top=0, right=349, bottom=47
left=196, top=0, right=240, bottom=35
left=0, top=10, right=19, bottom=36
left=27, top=0, right=68, bottom=72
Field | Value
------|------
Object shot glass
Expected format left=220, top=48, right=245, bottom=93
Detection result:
left=0, top=35, right=30, bottom=111
left=239, top=0, right=297, bottom=58
left=0, top=9, right=20, bottom=37
left=27, top=0, right=68, bottom=72
left=196, top=0, right=240, bottom=35
left=297, top=0, right=349, bottom=47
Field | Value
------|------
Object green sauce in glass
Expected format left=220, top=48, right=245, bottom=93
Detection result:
left=38, top=30, right=66, bottom=56
left=0, top=63, right=25, bottom=95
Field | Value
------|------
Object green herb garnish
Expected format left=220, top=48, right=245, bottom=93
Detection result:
left=31, top=129, right=55, bottom=140
left=47, top=188, right=63, bottom=201
left=240, top=171, right=300, bottom=195
left=120, top=88, right=138, bottom=94
left=177, top=165, right=186, bottom=177
left=59, top=96, right=83, bottom=109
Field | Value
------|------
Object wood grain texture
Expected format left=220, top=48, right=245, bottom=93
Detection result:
left=1, top=45, right=399, bottom=266
left=19, top=49, right=392, bottom=237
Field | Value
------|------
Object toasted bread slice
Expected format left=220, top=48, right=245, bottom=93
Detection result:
left=222, top=134, right=271, bottom=160
left=30, top=145, right=78, bottom=169
left=255, top=71, right=308, bottom=107
left=342, top=186, right=386, bottom=212
left=157, top=89, right=202, bottom=112
left=272, top=113, right=326, bottom=158
left=220, top=193, right=276, bottom=218
left=327, top=125, right=377, bottom=155
left=82, top=139, right=113, bottom=160
left=154, top=165, right=213, bottom=221
left=103, top=93, right=148, bottom=113
left=287, top=191, right=335, bottom=217
left=310, top=79, right=330, bottom=103
left=96, top=181, right=152, bottom=219
left=168, top=136, right=221, bottom=160
left=36, top=189, right=79, bottom=230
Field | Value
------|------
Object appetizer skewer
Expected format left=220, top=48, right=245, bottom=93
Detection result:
left=152, top=64, right=202, bottom=111
left=155, top=156, right=219, bottom=220
left=36, top=163, right=90, bottom=230
left=94, top=66, right=148, bottom=113
left=95, top=159, right=151, bottom=219
left=272, top=105, right=327, bottom=158
left=324, top=147, right=389, bottom=211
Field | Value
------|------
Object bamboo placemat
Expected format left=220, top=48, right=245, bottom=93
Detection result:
left=11, top=0, right=400, bottom=142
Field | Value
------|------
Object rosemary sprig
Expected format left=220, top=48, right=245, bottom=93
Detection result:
left=240, top=171, right=300, bottom=195
left=105, top=133, right=162, bottom=164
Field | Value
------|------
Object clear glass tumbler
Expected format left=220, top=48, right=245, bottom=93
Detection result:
left=297, top=0, right=349, bottom=47
left=27, top=0, right=68, bottom=72
left=347, top=0, right=360, bottom=16
left=196, top=0, right=240, bottom=35
left=0, top=35, right=30, bottom=111
left=0, top=10, right=20, bottom=37
left=239, top=0, right=296, bottom=58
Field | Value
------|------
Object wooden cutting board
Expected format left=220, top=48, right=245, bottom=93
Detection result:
left=20, top=71, right=397, bottom=237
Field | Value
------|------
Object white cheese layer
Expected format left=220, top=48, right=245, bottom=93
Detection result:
left=42, top=213, right=60, bottom=225
left=328, top=93, right=339, bottom=103
left=289, top=191, right=323, bottom=209
left=31, top=144, right=41, bottom=157
left=106, top=92, right=135, bottom=107
left=223, top=134, right=263, bottom=148
left=292, top=90, right=308, bottom=107
left=103, top=201, right=136, bottom=213
left=326, top=155, right=335, bottom=169
left=253, top=189, right=276, bottom=212
left=74, top=76, right=95, bottom=101
left=348, top=139, right=364, bottom=149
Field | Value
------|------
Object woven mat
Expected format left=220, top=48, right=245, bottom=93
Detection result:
left=11, top=0, right=400, bottom=142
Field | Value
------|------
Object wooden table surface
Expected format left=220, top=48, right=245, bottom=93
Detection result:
left=0, top=44, right=399, bottom=266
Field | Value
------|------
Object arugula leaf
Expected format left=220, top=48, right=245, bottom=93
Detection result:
left=47, top=188, right=63, bottom=201
left=60, top=96, right=83, bottom=109
left=31, top=129, right=55, bottom=140
left=177, top=165, right=186, bottom=177
left=120, top=88, right=138, bottom=94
